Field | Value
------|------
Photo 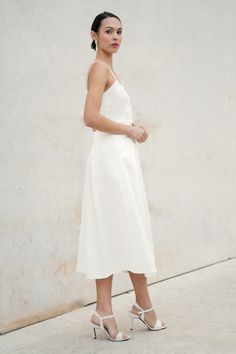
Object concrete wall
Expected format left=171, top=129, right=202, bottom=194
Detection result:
left=1, top=0, right=235, bottom=334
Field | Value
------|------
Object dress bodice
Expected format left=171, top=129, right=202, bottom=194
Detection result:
left=87, top=60, right=134, bottom=127
left=99, top=77, right=133, bottom=126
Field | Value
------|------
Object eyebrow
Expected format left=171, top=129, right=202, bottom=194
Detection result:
left=104, top=26, right=122, bottom=29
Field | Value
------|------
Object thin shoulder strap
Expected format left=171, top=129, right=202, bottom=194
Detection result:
left=109, top=69, right=117, bottom=81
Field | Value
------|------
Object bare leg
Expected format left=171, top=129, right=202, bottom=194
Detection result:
left=90, top=274, right=129, bottom=339
left=128, top=271, right=166, bottom=327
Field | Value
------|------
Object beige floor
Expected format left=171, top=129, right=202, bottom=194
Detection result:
left=1, top=258, right=235, bottom=354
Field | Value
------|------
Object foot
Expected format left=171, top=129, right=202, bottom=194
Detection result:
left=90, top=310, right=129, bottom=340
left=131, top=303, right=166, bottom=328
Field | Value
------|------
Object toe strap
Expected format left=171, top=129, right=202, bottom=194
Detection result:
left=116, top=331, right=124, bottom=340
left=154, top=319, right=165, bottom=329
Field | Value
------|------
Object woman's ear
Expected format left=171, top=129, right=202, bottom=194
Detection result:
left=91, top=31, right=97, bottom=41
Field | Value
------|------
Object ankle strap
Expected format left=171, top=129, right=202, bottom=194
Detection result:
left=94, top=310, right=115, bottom=320
left=134, top=301, right=154, bottom=313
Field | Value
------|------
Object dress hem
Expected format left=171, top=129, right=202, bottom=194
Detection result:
left=76, top=268, right=158, bottom=280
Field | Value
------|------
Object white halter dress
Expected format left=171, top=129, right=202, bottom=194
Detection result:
left=76, top=61, right=158, bottom=279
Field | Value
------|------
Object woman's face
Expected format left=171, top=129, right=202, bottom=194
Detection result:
left=92, top=17, right=122, bottom=52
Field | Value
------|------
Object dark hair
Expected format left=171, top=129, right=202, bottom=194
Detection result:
left=90, top=11, right=121, bottom=51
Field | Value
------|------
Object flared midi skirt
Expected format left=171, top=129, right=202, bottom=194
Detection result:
left=76, top=131, right=158, bottom=279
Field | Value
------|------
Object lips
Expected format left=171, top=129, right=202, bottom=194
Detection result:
left=111, top=43, right=119, bottom=47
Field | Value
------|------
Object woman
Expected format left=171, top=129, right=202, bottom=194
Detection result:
left=76, top=11, right=167, bottom=342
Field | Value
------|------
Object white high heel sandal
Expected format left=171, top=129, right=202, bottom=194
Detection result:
left=90, top=310, right=130, bottom=342
left=128, top=301, right=167, bottom=331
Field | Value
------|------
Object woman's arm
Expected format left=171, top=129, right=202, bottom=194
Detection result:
left=83, top=61, right=146, bottom=141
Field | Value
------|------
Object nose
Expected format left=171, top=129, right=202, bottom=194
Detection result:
left=113, top=33, right=119, bottom=40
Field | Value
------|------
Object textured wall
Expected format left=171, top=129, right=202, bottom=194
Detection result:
left=0, top=0, right=235, bottom=334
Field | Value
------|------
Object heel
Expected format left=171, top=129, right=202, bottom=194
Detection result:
left=92, top=326, right=97, bottom=339
left=128, top=310, right=138, bottom=330
left=130, top=317, right=134, bottom=331
left=129, top=313, right=134, bottom=331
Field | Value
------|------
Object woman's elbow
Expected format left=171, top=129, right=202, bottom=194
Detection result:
left=84, top=113, right=98, bottom=127
left=83, top=114, right=93, bottom=127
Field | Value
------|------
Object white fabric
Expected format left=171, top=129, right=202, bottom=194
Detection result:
left=76, top=62, right=158, bottom=279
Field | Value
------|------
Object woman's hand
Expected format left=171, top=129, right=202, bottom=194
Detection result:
left=127, top=122, right=149, bottom=143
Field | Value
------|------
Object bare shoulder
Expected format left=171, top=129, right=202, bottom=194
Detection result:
left=87, top=61, right=109, bottom=91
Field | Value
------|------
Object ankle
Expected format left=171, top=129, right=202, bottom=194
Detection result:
left=135, top=299, right=152, bottom=310
left=96, top=304, right=113, bottom=314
